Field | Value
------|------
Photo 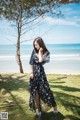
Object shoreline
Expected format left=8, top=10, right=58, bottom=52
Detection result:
left=0, top=72, right=80, bottom=75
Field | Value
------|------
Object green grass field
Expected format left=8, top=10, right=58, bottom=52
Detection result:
left=0, top=73, right=80, bottom=120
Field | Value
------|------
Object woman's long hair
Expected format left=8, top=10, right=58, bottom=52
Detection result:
left=33, top=37, right=50, bottom=54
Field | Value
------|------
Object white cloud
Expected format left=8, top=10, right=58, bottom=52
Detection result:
left=43, top=16, right=80, bottom=27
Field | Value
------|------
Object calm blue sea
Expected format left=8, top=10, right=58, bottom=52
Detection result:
left=0, top=44, right=80, bottom=74
left=0, top=44, right=80, bottom=55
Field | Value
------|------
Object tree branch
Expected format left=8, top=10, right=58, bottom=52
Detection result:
left=21, top=14, right=43, bottom=27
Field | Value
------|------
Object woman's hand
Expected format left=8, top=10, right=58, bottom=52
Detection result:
left=39, top=47, right=43, bottom=53
left=30, top=72, right=34, bottom=80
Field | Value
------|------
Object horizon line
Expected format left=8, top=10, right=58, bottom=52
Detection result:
left=0, top=43, right=80, bottom=45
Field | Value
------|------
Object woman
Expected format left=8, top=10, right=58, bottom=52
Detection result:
left=29, top=37, right=58, bottom=117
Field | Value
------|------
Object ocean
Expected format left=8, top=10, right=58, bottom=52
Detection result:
left=0, top=44, right=80, bottom=74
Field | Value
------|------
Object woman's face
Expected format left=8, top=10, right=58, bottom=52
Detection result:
left=34, top=41, right=40, bottom=50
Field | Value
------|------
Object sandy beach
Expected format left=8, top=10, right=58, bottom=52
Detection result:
left=0, top=44, right=80, bottom=74
left=0, top=59, right=80, bottom=75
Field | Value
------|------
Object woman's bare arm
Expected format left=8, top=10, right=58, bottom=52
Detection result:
left=30, top=65, right=34, bottom=79
left=30, top=65, right=33, bottom=73
left=38, top=48, right=43, bottom=63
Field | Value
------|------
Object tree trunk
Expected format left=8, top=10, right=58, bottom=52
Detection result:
left=16, top=36, right=24, bottom=73
left=16, top=37, right=24, bottom=73
left=16, top=14, right=24, bottom=73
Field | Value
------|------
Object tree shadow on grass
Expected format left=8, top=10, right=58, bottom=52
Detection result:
left=50, top=84, right=80, bottom=92
left=66, top=115, right=80, bottom=120
left=49, top=80, right=80, bottom=120
left=57, top=76, right=67, bottom=80
left=0, top=74, right=29, bottom=91
left=0, top=74, right=80, bottom=120
left=33, top=112, right=65, bottom=120
left=48, top=76, right=67, bottom=82
left=53, top=91, right=80, bottom=119
left=0, top=89, right=30, bottom=120
left=50, top=81, right=65, bottom=84
left=0, top=74, right=31, bottom=120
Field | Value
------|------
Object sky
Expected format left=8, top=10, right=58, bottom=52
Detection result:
left=0, top=3, right=80, bottom=45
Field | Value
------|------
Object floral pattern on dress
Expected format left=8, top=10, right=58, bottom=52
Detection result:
left=29, top=50, right=56, bottom=112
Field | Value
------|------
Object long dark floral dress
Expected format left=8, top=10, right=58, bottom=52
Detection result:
left=29, top=49, right=57, bottom=112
